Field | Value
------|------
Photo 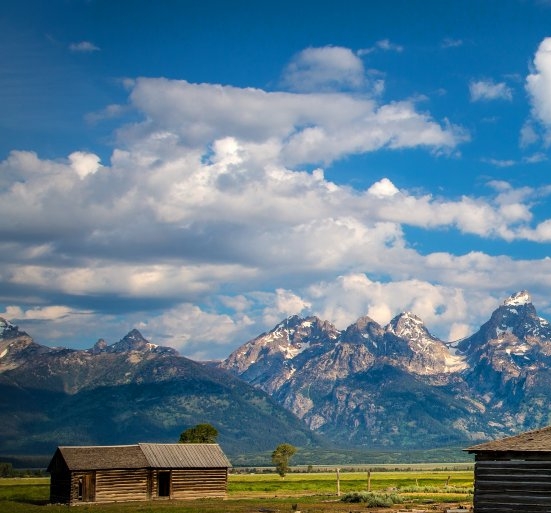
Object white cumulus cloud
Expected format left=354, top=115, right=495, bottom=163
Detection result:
left=527, top=37, right=551, bottom=141
left=282, top=45, right=366, bottom=92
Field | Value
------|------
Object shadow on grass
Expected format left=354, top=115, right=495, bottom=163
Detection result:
left=8, top=496, right=50, bottom=506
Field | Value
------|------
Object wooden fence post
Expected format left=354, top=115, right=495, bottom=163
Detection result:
left=367, top=470, right=371, bottom=492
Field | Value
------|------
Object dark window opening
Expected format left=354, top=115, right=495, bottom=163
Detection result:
left=158, top=471, right=171, bottom=497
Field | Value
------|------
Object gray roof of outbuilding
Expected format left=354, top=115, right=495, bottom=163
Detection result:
left=139, top=443, right=232, bottom=468
left=50, top=443, right=231, bottom=471
left=466, top=425, right=551, bottom=453
left=55, top=445, right=148, bottom=470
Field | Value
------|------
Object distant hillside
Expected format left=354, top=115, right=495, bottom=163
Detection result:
left=0, top=321, right=320, bottom=466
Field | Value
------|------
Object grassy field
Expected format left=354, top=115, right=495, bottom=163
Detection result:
left=229, top=469, right=473, bottom=494
left=0, top=469, right=474, bottom=512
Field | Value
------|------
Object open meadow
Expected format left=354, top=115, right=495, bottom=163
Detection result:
left=0, top=469, right=474, bottom=513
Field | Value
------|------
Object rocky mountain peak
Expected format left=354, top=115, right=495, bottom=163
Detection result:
left=382, top=312, right=466, bottom=375
left=91, top=338, right=108, bottom=354
left=387, top=312, right=427, bottom=339
left=341, top=315, right=383, bottom=346
left=270, top=315, right=306, bottom=347
left=109, top=329, right=158, bottom=353
left=456, top=291, right=551, bottom=400
left=0, top=317, right=26, bottom=340
left=491, top=290, right=544, bottom=340
left=0, top=317, right=12, bottom=333
left=0, top=318, right=47, bottom=372
left=219, top=315, right=340, bottom=387
left=458, top=291, right=546, bottom=356
left=256, top=315, right=339, bottom=355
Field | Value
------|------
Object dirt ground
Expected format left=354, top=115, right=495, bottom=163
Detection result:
left=224, top=495, right=472, bottom=513
left=240, top=503, right=472, bottom=513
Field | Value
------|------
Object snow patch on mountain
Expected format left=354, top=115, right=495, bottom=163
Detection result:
left=443, top=353, right=468, bottom=372
left=504, top=290, right=531, bottom=307
left=278, top=343, right=307, bottom=359
left=496, top=326, right=513, bottom=337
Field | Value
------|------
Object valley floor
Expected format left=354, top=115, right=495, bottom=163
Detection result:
left=0, top=470, right=473, bottom=513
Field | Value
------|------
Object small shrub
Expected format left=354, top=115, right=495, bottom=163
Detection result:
left=341, top=491, right=403, bottom=507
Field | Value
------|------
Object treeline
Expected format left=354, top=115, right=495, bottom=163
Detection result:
left=0, top=462, right=47, bottom=478
left=231, top=463, right=474, bottom=474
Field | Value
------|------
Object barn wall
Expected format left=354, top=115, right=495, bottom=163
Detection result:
left=49, top=469, right=72, bottom=504
left=58, top=466, right=228, bottom=504
left=171, top=468, right=228, bottom=499
left=48, top=451, right=72, bottom=504
left=94, top=469, right=149, bottom=503
left=474, top=458, right=551, bottom=513
left=68, top=469, right=149, bottom=505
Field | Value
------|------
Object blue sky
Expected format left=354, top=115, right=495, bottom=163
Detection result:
left=3, top=0, right=551, bottom=359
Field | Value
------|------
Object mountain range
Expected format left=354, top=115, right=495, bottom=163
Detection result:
left=220, top=291, right=551, bottom=448
left=2, top=290, right=551, bottom=465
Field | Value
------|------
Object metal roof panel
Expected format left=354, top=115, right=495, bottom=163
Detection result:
left=139, top=443, right=232, bottom=468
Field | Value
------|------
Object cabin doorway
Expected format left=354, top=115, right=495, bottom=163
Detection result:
left=78, top=472, right=95, bottom=502
left=158, top=471, right=171, bottom=497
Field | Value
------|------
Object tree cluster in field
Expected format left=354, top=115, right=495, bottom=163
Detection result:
left=271, top=443, right=297, bottom=477
left=179, top=423, right=219, bottom=443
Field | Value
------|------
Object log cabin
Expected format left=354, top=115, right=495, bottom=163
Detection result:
left=467, top=425, right=551, bottom=512
left=47, top=442, right=231, bottom=505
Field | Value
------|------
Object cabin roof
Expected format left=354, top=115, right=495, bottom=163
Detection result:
left=467, top=425, right=551, bottom=453
left=54, top=445, right=148, bottom=470
left=139, top=443, right=232, bottom=468
left=49, top=443, right=231, bottom=471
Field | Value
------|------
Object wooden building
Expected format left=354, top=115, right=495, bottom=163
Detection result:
left=467, top=425, right=551, bottom=512
left=47, top=443, right=231, bottom=505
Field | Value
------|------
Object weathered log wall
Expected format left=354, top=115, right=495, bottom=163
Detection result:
left=61, top=467, right=227, bottom=504
left=94, top=469, right=149, bottom=503
left=171, top=468, right=228, bottom=499
left=474, top=459, right=551, bottom=512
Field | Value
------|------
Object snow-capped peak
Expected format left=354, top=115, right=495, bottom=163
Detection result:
left=0, top=317, right=17, bottom=338
left=387, top=312, right=426, bottom=337
left=504, top=291, right=532, bottom=307
left=0, top=318, right=10, bottom=337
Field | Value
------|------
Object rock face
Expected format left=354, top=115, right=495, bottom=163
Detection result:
left=220, top=291, right=551, bottom=448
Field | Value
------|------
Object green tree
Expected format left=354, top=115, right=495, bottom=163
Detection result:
left=0, top=462, right=13, bottom=478
left=179, top=423, right=219, bottom=443
left=271, top=443, right=297, bottom=477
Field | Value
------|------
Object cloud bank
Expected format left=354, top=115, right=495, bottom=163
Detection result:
left=2, top=44, right=551, bottom=359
